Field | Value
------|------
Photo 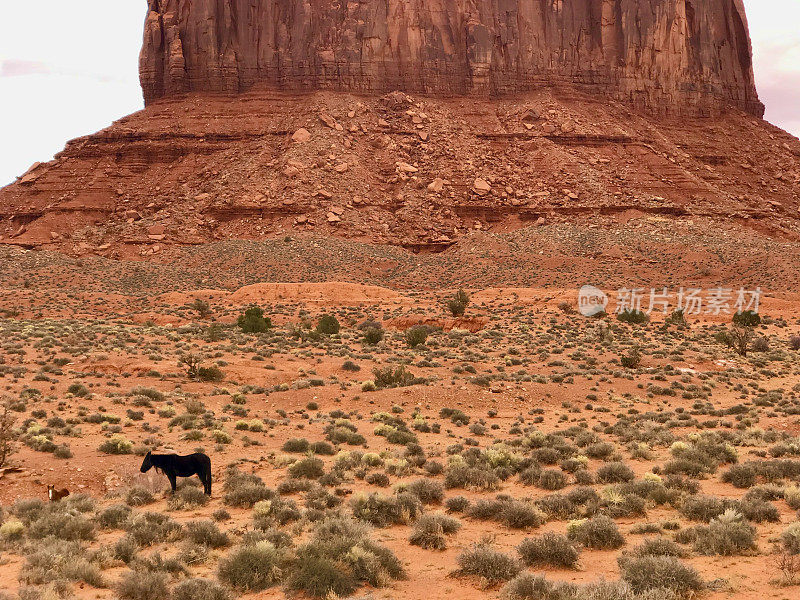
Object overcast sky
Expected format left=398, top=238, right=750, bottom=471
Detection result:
left=0, top=1, right=798, bottom=186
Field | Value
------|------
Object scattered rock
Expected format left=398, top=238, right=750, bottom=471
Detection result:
left=292, top=128, right=311, bottom=143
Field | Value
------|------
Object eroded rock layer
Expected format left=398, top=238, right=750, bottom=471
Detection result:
left=139, top=0, right=763, bottom=116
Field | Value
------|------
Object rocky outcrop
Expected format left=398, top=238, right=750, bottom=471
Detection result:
left=140, top=0, right=763, bottom=116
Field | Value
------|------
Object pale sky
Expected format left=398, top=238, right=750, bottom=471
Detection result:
left=0, top=1, right=798, bottom=187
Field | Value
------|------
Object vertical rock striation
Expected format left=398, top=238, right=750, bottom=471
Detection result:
left=140, top=0, right=762, bottom=115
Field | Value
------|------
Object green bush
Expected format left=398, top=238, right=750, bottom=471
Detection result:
left=405, top=325, right=429, bottom=348
left=98, top=434, right=133, bottom=455
left=363, top=327, right=384, bottom=345
left=237, top=306, right=272, bottom=333
left=446, top=289, right=470, bottom=317
left=617, top=309, right=649, bottom=324
left=620, top=348, right=642, bottom=369
left=316, top=314, right=341, bottom=335
left=733, top=310, right=761, bottom=327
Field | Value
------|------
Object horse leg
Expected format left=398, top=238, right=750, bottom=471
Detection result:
left=201, top=470, right=212, bottom=496
left=167, top=472, right=177, bottom=494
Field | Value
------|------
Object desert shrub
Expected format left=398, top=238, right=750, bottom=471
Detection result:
left=372, top=365, right=417, bottom=389
left=781, top=522, right=800, bottom=554
left=620, top=556, right=702, bottom=595
left=733, top=310, right=761, bottom=327
left=116, top=570, right=169, bottom=600
left=198, top=366, right=224, bottom=382
left=537, top=468, right=568, bottom=490
left=169, top=483, right=210, bottom=510
left=518, top=463, right=543, bottom=486
left=126, top=511, right=182, bottom=546
left=237, top=306, right=272, bottom=333
left=446, top=496, right=471, bottom=513
left=316, top=315, right=341, bottom=335
left=113, top=535, right=139, bottom=563
left=517, top=533, right=580, bottom=568
left=690, top=510, right=756, bottom=555
left=739, top=498, right=780, bottom=523
left=186, top=520, right=230, bottom=548
left=410, top=512, right=462, bottom=550
left=405, top=325, right=429, bottom=348
left=98, top=434, right=133, bottom=454
left=365, top=472, right=390, bottom=487
left=445, top=464, right=500, bottom=491
left=288, top=456, right=325, bottom=479
left=499, top=501, right=545, bottom=529
left=446, top=289, right=470, bottom=317
left=597, top=462, right=636, bottom=483
left=620, top=348, right=642, bottom=369
left=363, top=327, right=384, bottom=345
left=625, top=537, right=686, bottom=558
left=350, top=492, right=421, bottom=527
left=28, top=509, right=95, bottom=541
left=455, top=542, right=522, bottom=584
left=125, top=487, right=155, bottom=507
left=721, top=463, right=757, bottom=488
left=97, top=504, right=132, bottom=529
left=223, top=467, right=276, bottom=508
left=172, top=578, right=230, bottom=600
left=567, top=516, right=625, bottom=549
left=287, top=516, right=405, bottom=598
left=617, top=309, right=649, bottom=324
left=785, top=486, right=800, bottom=510
left=283, top=438, right=310, bottom=453
left=21, top=540, right=105, bottom=587
left=679, top=495, right=729, bottom=522
left=0, top=519, right=25, bottom=541
left=405, top=479, right=444, bottom=504
left=218, top=542, right=287, bottom=591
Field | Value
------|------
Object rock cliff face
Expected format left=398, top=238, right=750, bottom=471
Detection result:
left=140, top=0, right=763, bottom=116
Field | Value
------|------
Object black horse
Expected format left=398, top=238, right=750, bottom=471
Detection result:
left=140, top=452, right=212, bottom=496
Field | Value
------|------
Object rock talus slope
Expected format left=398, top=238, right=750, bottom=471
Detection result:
left=140, top=0, right=763, bottom=116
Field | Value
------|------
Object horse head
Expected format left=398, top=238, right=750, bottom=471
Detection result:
left=140, top=451, right=153, bottom=473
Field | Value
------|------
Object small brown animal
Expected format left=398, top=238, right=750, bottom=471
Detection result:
left=47, top=485, right=70, bottom=502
